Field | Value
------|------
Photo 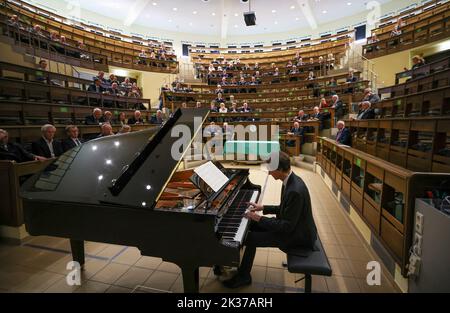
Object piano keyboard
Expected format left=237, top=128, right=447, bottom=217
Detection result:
left=218, top=189, right=259, bottom=246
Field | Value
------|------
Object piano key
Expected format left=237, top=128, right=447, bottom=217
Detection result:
left=232, top=190, right=259, bottom=245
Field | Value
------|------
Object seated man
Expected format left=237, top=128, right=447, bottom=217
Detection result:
left=223, top=151, right=317, bottom=288
left=62, top=125, right=84, bottom=152
left=128, top=110, right=144, bottom=125
left=32, top=124, right=63, bottom=158
left=330, top=94, right=344, bottom=122
left=150, top=110, right=164, bottom=124
left=362, top=88, right=380, bottom=105
left=85, top=108, right=105, bottom=125
left=294, top=110, right=309, bottom=122
left=97, top=123, right=114, bottom=138
left=356, top=101, right=376, bottom=120
left=287, top=121, right=304, bottom=147
left=335, top=121, right=352, bottom=146
left=117, top=125, right=131, bottom=134
left=0, top=129, right=45, bottom=162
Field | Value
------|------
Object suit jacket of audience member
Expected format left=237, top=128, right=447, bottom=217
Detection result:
left=62, top=137, right=84, bottom=152
left=127, top=117, right=144, bottom=125
left=240, top=107, right=252, bottom=113
left=260, top=173, right=317, bottom=250
left=290, top=127, right=303, bottom=136
left=85, top=115, right=105, bottom=125
left=310, top=112, right=323, bottom=121
left=357, top=108, right=376, bottom=120
left=87, top=84, right=106, bottom=93
left=346, top=76, right=358, bottom=83
left=150, top=116, right=164, bottom=124
left=336, top=127, right=352, bottom=146
left=0, top=142, right=35, bottom=163
left=31, top=138, right=63, bottom=158
left=363, top=93, right=381, bottom=104
left=332, top=100, right=344, bottom=118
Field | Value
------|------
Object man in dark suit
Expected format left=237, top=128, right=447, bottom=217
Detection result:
left=61, top=125, right=84, bottom=152
left=294, top=110, right=309, bottom=122
left=223, top=151, right=317, bottom=288
left=87, top=78, right=106, bottom=93
left=336, top=121, right=352, bottom=146
left=0, top=129, right=45, bottom=162
left=128, top=110, right=144, bottom=125
left=356, top=101, right=376, bottom=120
left=31, top=124, right=63, bottom=158
left=85, top=108, right=105, bottom=125
left=287, top=121, right=304, bottom=146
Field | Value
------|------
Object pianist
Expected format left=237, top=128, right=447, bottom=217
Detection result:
left=223, top=151, right=317, bottom=288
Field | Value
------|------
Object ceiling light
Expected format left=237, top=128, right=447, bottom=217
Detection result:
left=290, top=5, right=295, bottom=9
left=271, top=10, right=276, bottom=13
left=347, top=2, right=352, bottom=5
left=234, top=24, right=238, bottom=28
left=322, top=10, right=327, bottom=14
left=168, top=19, right=172, bottom=22
left=295, top=17, right=299, bottom=21
left=173, top=7, right=177, bottom=11
left=189, top=22, right=193, bottom=26
left=234, top=13, right=238, bottom=17
left=193, top=11, right=197, bottom=14
left=274, top=21, right=278, bottom=24
left=212, top=12, right=216, bottom=16
left=152, top=2, right=157, bottom=6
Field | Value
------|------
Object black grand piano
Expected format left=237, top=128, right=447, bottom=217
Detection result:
left=21, top=109, right=262, bottom=293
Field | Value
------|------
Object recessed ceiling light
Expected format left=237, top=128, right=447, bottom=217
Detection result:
left=212, top=12, right=216, bottom=16
left=290, top=5, right=295, bottom=9
left=347, top=2, right=352, bottom=5
left=274, top=21, right=278, bottom=24
left=173, top=7, right=177, bottom=11
left=192, top=11, right=197, bottom=14
left=295, top=17, right=299, bottom=21
left=189, top=22, right=193, bottom=26
left=234, top=24, right=238, bottom=28
left=152, top=2, right=157, bottom=6
left=168, top=19, right=172, bottom=22
left=322, top=10, right=327, bottom=14
left=271, top=9, right=276, bottom=13
left=234, top=13, right=238, bottom=17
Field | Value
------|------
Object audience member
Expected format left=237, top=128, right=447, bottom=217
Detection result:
left=32, top=124, right=63, bottom=158
left=62, top=125, right=83, bottom=152
left=127, top=110, right=144, bottom=125
left=85, top=108, right=105, bottom=125
left=0, top=129, right=45, bottom=162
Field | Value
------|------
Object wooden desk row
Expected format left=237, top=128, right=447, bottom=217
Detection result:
left=344, top=117, right=450, bottom=173
left=191, top=38, right=352, bottom=64
left=374, top=85, right=450, bottom=118
left=316, top=137, right=450, bottom=276
left=0, top=100, right=155, bottom=126
left=393, top=55, right=450, bottom=84
left=363, top=7, right=450, bottom=58
left=0, top=77, right=151, bottom=113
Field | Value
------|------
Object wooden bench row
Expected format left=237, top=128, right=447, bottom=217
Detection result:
left=393, top=55, right=450, bottom=84
left=316, top=136, right=450, bottom=276
left=345, top=117, right=450, bottom=173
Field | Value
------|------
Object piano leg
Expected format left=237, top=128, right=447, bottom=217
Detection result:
left=70, top=239, right=85, bottom=267
left=181, top=266, right=199, bottom=293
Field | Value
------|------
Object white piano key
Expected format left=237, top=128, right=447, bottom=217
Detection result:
left=233, top=190, right=258, bottom=244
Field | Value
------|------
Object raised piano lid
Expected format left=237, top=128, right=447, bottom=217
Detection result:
left=21, top=108, right=210, bottom=210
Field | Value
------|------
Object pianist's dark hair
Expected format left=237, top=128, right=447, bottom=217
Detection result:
left=268, top=151, right=291, bottom=172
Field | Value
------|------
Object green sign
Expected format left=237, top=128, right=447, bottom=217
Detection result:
left=324, top=109, right=329, bottom=113
left=60, top=107, right=68, bottom=113
left=355, top=158, right=361, bottom=167
left=396, top=100, right=402, bottom=106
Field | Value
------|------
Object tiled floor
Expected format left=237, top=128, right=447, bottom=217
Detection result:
left=0, top=165, right=399, bottom=293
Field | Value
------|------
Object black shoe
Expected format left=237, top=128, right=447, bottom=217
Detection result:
left=223, top=274, right=252, bottom=289
left=213, top=265, right=224, bottom=276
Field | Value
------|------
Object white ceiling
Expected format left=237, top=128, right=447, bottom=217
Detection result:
left=62, top=0, right=392, bottom=38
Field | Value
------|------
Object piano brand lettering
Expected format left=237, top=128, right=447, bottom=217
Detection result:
left=366, top=261, right=381, bottom=286
left=177, top=297, right=211, bottom=310
left=66, top=261, right=81, bottom=286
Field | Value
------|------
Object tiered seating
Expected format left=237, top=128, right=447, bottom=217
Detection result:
left=315, top=53, right=450, bottom=277
left=363, top=1, right=450, bottom=58
left=0, top=62, right=154, bottom=129
left=0, top=0, right=179, bottom=73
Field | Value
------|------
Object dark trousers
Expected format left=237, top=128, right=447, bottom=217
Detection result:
left=238, top=223, right=286, bottom=277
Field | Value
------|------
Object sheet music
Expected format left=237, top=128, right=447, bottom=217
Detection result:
left=194, top=161, right=229, bottom=193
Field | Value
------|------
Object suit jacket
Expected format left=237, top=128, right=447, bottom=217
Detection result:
left=85, top=115, right=105, bottom=125
left=290, top=127, right=303, bottom=136
left=259, top=173, right=318, bottom=249
left=336, top=128, right=352, bottom=146
left=87, top=84, right=106, bottom=93
left=62, top=137, right=84, bottom=152
left=128, top=117, right=144, bottom=125
left=332, top=100, right=344, bottom=118
left=31, top=138, right=63, bottom=158
left=357, top=108, right=376, bottom=120
left=294, top=114, right=309, bottom=122
left=0, top=143, right=35, bottom=163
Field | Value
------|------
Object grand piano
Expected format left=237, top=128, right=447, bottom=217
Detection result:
left=20, top=109, right=263, bottom=293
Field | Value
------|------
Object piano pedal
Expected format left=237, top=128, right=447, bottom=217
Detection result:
left=213, top=265, right=224, bottom=276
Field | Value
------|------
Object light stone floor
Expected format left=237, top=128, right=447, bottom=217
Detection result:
left=0, top=165, right=399, bottom=293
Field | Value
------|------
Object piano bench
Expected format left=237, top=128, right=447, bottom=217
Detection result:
left=286, top=237, right=332, bottom=293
